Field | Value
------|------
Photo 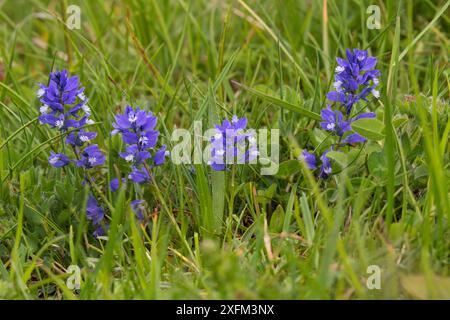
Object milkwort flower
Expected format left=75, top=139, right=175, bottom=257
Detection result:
left=111, top=105, right=168, bottom=221
left=300, top=149, right=332, bottom=179
left=327, top=48, right=380, bottom=115
left=112, top=105, right=168, bottom=184
left=300, top=49, right=380, bottom=178
left=301, top=150, right=316, bottom=170
left=209, top=115, right=258, bottom=171
left=37, top=69, right=101, bottom=169
left=38, top=69, right=93, bottom=132
left=76, top=145, right=106, bottom=169
left=48, top=152, right=71, bottom=168
left=319, top=106, right=351, bottom=136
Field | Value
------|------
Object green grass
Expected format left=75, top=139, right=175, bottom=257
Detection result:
left=0, top=0, right=449, bottom=299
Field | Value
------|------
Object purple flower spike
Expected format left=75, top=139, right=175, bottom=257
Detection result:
left=37, top=69, right=99, bottom=174
left=302, top=48, right=381, bottom=180
left=330, top=49, right=380, bottom=114
left=48, top=152, right=71, bottom=167
left=112, top=105, right=165, bottom=183
left=38, top=70, right=105, bottom=235
left=37, top=69, right=92, bottom=131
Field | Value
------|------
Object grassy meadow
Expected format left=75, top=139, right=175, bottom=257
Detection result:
left=0, top=0, right=449, bottom=299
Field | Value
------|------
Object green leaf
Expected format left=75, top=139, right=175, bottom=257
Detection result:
left=311, top=128, right=329, bottom=147
left=351, top=118, right=385, bottom=141
left=413, top=164, right=428, bottom=180
left=282, top=184, right=297, bottom=233
left=276, top=160, right=301, bottom=178
left=326, top=151, right=347, bottom=168
left=257, top=183, right=277, bottom=207
left=368, top=151, right=387, bottom=179
left=269, top=205, right=285, bottom=233
left=392, top=115, right=409, bottom=128
left=299, top=193, right=314, bottom=245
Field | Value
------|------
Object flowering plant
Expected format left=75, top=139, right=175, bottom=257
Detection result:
left=301, top=49, right=380, bottom=178
left=37, top=69, right=107, bottom=235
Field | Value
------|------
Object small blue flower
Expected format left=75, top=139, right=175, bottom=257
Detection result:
left=86, top=195, right=104, bottom=226
left=110, top=178, right=126, bottom=192
left=93, top=224, right=109, bottom=237
left=119, top=144, right=151, bottom=165
left=319, top=150, right=332, bottom=179
left=48, top=152, right=71, bottom=167
left=300, top=150, right=317, bottom=170
left=76, top=145, right=106, bottom=168
left=131, top=199, right=145, bottom=221
left=111, top=106, right=157, bottom=137
left=153, top=145, right=168, bottom=166
left=112, top=105, right=165, bottom=185
left=65, top=130, right=97, bottom=147
left=128, top=166, right=150, bottom=184
left=320, top=106, right=351, bottom=136
left=138, top=131, right=159, bottom=149
left=38, top=70, right=82, bottom=111
left=87, top=194, right=108, bottom=238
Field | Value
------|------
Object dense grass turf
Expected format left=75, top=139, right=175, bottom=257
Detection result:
left=0, top=0, right=449, bottom=299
